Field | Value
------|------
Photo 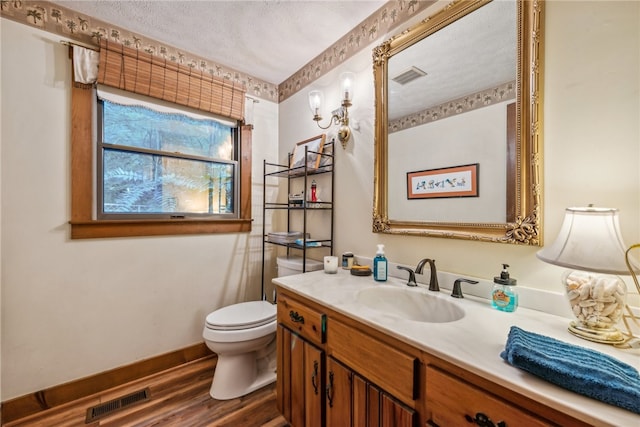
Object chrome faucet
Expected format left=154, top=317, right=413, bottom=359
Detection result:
left=396, top=266, right=418, bottom=287
left=416, top=258, right=439, bottom=291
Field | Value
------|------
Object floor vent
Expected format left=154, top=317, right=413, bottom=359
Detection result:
left=85, top=388, right=150, bottom=423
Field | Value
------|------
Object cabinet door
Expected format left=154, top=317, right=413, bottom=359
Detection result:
left=329, top=358, right=415, bottom=427
left=277, top=325, right=325, bottom=427
left=326, top=357, right=353, bottom=427
left=353, top=374, right=415, bottom=427
left=380, top=393, right=415, bottom=427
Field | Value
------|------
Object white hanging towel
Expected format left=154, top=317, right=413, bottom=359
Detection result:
left=73, top=45, right=99, bottom=84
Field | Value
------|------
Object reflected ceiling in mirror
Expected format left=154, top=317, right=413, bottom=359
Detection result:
left=388, top=0, right=516, bottom=122
left=372, top=0, right=544, bottom=245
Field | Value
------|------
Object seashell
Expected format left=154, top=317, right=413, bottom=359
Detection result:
left=567, top=272, right=587, bottom=284
left=567, top=290, right=581, bottom=302
left=598, top=296, right=615, bottom=303
left=597, top=316, right=612, bottom=324
left=601, top=303, right=617, bottom=317
left=573, top=304, right=582, bottom=316
left=579, top=284, right=592, bottom=300
left=579, top=300, right=596, bottom=307
left=585, top=315, right=599, bottom=326
left=603, top=279, right=619, bottom=295
left=592, top=279, right=606, bottom=299
left=612, top=307, right=623, bottom=319
left=614, top=293, right=625, bottom=306
left=566, top=281, right=580, bottom=291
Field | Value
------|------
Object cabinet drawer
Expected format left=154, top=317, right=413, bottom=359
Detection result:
left=425, top=366, right=552, bottom=427
left=277, top=293, right=326, bottom=346
left=328, top=319, right=418, bottom=405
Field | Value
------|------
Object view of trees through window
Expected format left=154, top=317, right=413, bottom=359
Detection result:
left=99, top=99, right=237, bottom=217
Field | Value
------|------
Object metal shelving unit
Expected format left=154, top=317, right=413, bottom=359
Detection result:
left=261, top=139, right=334, bottom=299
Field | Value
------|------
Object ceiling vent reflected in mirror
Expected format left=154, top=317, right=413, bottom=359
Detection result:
left=391, top=66, right=427, bottom=85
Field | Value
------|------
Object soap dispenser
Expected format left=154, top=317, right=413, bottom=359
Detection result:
left=491, top=264, right=518, bottom=312
left=373, top=244, right=387, bottom=282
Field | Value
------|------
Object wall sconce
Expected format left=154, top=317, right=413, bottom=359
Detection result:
left=536, top=206, right=640, bottom=345
left=308, top=71, right=354, bottom=149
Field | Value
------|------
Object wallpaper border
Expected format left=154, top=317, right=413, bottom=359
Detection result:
left=1, top=0, right=435, bottom=104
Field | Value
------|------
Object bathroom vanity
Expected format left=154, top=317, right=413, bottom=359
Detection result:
left=274, top=270, right=639, bottom=427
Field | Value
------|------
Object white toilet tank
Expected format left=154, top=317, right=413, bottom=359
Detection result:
left=277, top=256, right=323, bottom=277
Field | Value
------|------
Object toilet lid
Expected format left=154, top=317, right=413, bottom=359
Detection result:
left=206, top=301, right=276, bottom=331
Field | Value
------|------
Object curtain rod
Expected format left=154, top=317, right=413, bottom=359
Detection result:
left=60, top=40, right=98, bottom=52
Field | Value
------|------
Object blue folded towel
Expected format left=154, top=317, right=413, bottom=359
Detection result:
left=500, top=326, right=640, bottom=414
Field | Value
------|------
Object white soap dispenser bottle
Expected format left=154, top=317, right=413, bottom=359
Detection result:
left=373, top=244, right=387, bottom=282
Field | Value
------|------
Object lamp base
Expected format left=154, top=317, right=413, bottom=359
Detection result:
left=568, top=320, right=625, bottom=344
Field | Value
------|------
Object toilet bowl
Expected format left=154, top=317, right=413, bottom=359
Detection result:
left=202, top=300, right=277, bottom=400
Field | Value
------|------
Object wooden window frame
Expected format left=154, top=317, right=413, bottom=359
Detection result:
left=69, top=65, right=252, bottom=239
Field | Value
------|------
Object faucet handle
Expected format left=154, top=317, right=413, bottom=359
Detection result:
left=451, top=278, right=479, bottom=298
left=396, top=266, right=418, bottom=287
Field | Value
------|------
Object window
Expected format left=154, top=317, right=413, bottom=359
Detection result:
left=98, top=95, right=238, bottom=219
left=69, top=50, right=252, bottom=239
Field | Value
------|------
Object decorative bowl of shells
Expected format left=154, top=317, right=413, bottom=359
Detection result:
left=563, top=270, right=626, bottom=344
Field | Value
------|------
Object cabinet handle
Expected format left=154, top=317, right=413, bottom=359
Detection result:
left=289, top=310, right=305, bottom=324
left=326, top=371, right=334, bottom=408
left=465, top=412, right=505, bottom=427
left=311, top=360, right=319, bottom=395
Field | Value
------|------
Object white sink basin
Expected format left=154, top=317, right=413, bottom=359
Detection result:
left=356, top=286, right=465, bottom=323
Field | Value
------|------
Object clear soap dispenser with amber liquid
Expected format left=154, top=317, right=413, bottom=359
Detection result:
left=491, top=264, right=518, bottom=312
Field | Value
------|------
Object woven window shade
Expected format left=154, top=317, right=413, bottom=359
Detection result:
left=97, top=40, right=245, bottom=121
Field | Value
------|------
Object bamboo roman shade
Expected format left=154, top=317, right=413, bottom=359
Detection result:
left=97, top=40, right=245, bottom=121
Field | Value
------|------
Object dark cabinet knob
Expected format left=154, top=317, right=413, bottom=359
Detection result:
left=289, top=310, right=304, bottom=324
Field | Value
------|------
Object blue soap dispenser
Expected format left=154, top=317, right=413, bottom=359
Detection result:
left=491, top=264, right=518, bottom=312
left=373, top=244, right=387, bottom=282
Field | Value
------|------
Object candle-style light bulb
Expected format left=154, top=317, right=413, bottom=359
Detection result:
left=308, top=90, right=324, bottom=119
left=340, top=72, right=355, bottom=104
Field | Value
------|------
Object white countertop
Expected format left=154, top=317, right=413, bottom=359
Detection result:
left=273, top=269, right=640, bottom=427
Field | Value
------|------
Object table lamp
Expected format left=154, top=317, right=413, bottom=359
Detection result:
left=537, top=206, right=639, bottom=344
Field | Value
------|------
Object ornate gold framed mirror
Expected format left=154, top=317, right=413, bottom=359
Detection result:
left=372, top=0, right=544, bottom=245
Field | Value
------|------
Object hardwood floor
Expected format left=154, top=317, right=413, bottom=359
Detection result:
left=4, top=356, right=288, bottom=427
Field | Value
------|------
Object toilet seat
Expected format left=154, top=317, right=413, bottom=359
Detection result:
left=206, top=301, right=276, bottom=331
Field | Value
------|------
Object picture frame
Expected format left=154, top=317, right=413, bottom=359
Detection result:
left=289, top=134, right=326, bottom=170
left=407, top=163, right=479, bottom=199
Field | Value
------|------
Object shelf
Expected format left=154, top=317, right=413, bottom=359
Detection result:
left=264, top=239, right=332, bottom=250
left=261, top=135, right=334, bottom=296
left=264, top=162, right=333, bottom=179
left=265, top=201, right=332, bottom=210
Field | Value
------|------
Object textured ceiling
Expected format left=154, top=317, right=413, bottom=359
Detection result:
left=54, top=0, right=387, bottom=85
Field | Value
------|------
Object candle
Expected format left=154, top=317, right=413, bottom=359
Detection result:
left=324, top=256, right=339, bottom=274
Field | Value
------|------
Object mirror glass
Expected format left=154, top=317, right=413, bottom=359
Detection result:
left=373, top=0, right=544, bottom=245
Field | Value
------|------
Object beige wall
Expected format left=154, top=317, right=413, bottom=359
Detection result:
left=1, top=0, right=639, bottom=402
left=0, top=19, right=279, bottom=400
left=279, top=0, right=640, bottom=300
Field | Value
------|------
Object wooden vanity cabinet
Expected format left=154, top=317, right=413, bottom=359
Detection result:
left=276, top=287, right=591, bottom=427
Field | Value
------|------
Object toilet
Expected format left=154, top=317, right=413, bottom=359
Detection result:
left=202, top=256, right=322, bottom=400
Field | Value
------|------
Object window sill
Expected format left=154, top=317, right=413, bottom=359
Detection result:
left=70, top=218, right=252, bottom=239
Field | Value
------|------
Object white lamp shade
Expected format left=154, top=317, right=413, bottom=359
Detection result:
left=308, top=90, right=324, bottom=116
left=537, top=207, right=638, bottom=275
left=340, top=72, right=355, bottom=102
